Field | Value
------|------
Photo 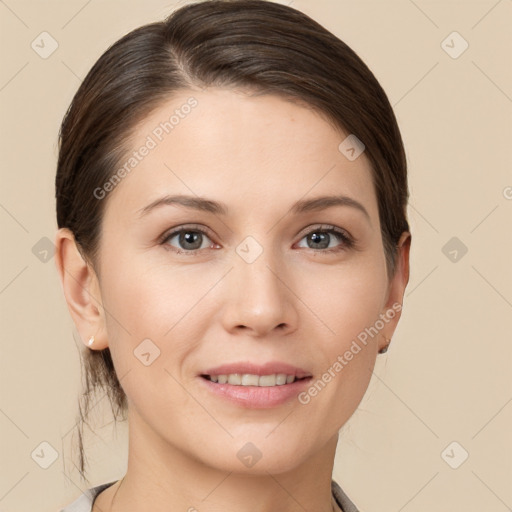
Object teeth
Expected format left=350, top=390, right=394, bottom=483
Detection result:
left=242, top=374, right=259, bottom=386
left=207, top=373, right=298, bottom=386
left=275, top=374, right=287, bottom=385
left=228, top=374, right=242, bottom=385
left=259, top=374, right=277, bottom=387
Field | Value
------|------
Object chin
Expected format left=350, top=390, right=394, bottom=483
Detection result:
left=196, top=435, right=312, bottom=476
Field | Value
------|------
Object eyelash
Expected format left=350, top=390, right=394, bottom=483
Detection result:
left=158, top=224, right=355, bottom=256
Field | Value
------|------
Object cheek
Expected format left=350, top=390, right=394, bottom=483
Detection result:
left=293, top=255, right=387, bottom=412
left=99, top=261, right=201, bottom=419
left=300, top=258, right=388, bottom=344
left=99, top=255, right=216, bottom=384
left=101, top=253, right=208, bottom=335
left=296, top=270, right=385, bottom=430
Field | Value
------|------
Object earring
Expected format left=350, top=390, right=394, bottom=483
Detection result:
left=379, top=336, right=390, bottom=354
left=87, top=335, right=95, bottom=347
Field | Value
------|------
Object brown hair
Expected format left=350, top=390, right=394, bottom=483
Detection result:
left=56, top=0, right=409, bottom=484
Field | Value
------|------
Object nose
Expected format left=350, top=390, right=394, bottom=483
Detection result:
left=221, top=245, right=298, bottom=338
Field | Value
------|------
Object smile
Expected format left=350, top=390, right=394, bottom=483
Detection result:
left=201, top=373, right=308, bottom=386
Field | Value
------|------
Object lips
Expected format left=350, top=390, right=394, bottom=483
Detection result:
left=197, top=362, right=314, bottom=407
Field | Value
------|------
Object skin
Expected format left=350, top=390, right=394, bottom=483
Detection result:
left=55, top=87, right=410, bottom=512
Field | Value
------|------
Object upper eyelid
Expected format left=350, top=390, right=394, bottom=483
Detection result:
left=161, top=224, right=215, bottom=241
left=296, top=224, right=351, bottom=239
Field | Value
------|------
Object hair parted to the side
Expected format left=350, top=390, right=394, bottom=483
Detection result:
left=56, top=0, right=409, bottom=484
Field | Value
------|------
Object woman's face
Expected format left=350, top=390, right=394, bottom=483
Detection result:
left=90, top=87, right=409, bottom=474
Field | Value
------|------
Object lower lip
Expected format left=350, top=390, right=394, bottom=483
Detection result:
left=198, top=376, right=312, bottom=409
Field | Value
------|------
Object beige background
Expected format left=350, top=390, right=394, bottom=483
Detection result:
left=1, top=0, right=511, bottom=510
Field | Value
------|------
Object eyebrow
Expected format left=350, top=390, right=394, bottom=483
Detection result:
left=137, top=193, right=371, bottom=224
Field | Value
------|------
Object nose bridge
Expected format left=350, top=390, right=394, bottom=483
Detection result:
left=224, top=234, right=295, bottom=334
left=238, top=240, right=280, bottom=292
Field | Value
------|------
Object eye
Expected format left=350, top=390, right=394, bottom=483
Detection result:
left=296, top=225, right=354, bottom=253
left=159, top=223, right=355, bottom=256
left=160, top=225, right=217, bottom=255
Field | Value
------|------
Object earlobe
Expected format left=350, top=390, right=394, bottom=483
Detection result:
left=54, top=228, right=108, bottom=350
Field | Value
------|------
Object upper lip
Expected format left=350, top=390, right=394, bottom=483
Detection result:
left=200, top=362, right=312, bottom=380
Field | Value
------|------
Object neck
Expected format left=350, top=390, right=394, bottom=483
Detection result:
left=102, top=408, right=341, bottom=512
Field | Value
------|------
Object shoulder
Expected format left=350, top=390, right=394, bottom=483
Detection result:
left=59, top=481, right=117, bottom=512
left=332, top=479, right=360, bottom=512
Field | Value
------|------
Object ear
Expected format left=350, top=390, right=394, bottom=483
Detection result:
left=54, top=228, right=108, bottom=350
left=378, top=231, right=411, bottom=352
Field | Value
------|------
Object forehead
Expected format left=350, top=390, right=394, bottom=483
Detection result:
left=103, top=87, right=378, bottom=223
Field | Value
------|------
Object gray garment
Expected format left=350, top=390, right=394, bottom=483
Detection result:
left=331, top=479, right=360, bottom=512
left=59, top=481, right=116, bottom=512
left=60, top=479, right=359, bottom=512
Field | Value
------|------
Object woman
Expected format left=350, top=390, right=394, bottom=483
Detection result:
left=55, top=0, right=411, bottom=510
